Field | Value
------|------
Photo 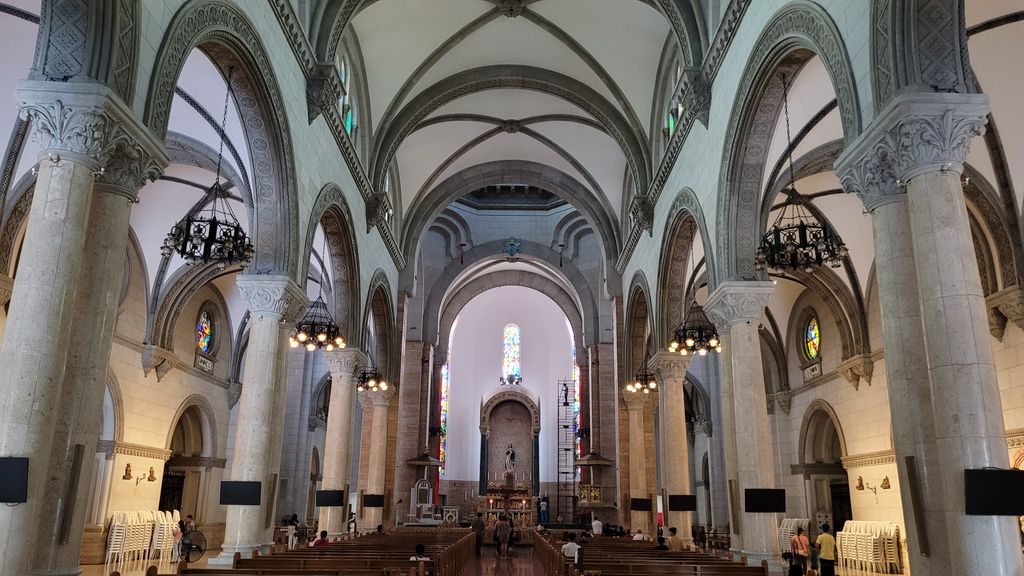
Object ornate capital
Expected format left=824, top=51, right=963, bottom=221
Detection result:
left=366, top=193, right=393, bottom=232
left=0, top=274, right=12, bottom=305
left=839, top=353, right=874, bottom=390
left=326, top=347, right=367, bottom=379
left=836, top=93, right=988, bottom=212
left=96, top=140, right=165, bottom=199
left=774, top=390, right=792, bottom=415
left=227, top=378, right=242, bottom=409
left=704, top=280, right=773, bottom=327
left=621, top=389, right=651, bottom=411
left=988, top=286, right=1024, bottom=338
left=141, top=344, right=175, bottom=381
left=498, top=0, right=524, bottom=17
left=649, top=351, right=691, bottom=382
left=360, top=386, right=396, bottom=408
left=681, top=67, right=711, bottom=128
left=236, top=275, right=309, bottom=322
left=17, top=80, right=167, bottom=176
left=306, top=62, right=343, bottom=124
left=628, top=194, right=655, bottom=235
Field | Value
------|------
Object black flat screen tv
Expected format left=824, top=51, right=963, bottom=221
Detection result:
left=220, top=481, right=261, bottom=506
left=668, top=494, right=697, bottom=511
left=0, top=457, right=28, bottom=503
left=629, top=497, right=653, bottom=511
left=744, top=488, right=785, bottom=513
left=316, top=490, right=346, bottom=507
left=362, top=494, right=385, bottom=508
left=965, top=469, right=1024, bottom=515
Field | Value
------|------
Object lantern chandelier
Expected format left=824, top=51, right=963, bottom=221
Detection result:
left=290, top=234, right=345, bottom=352
left=668, top=300, right=721, bottom=356
left=356, top=360, right=388, bottom=393
left=754, top=73, right=847, bottom=274
left=625, top=354, right=657, bottom=394
left=161, top=67, right=254, bottom=269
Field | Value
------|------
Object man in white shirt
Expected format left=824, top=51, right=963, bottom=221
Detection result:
left=561, top=532, right=582, bottom=563
left=591, top=517, right=603, bottom=535
left=632, top=528, right=649, bottom=541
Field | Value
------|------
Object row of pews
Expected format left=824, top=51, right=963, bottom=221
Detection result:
left=115, top=528, right=474, bottom=576
left=534, top=531, right=768, bottom=576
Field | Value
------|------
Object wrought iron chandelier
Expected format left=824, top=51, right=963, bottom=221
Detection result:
left=356, top=360, right=388, bottom=393
left=754, top=73, right=847, bottom=274
left=290, top=233, right=345, bottom=352
left=668, top=300, right=721, bottom=356
left=161, top=67, right=254, bottom=269
left=625, top=354, right=656, bottom=394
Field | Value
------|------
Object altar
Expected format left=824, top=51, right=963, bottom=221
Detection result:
left=477, top=385, right=541, bottom=528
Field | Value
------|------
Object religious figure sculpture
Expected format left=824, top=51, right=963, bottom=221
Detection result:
left=123, top=463, right=133, bottom=480
left=504, top=444, right=516, bottom=472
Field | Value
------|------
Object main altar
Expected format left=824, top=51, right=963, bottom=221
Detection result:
left=477, top=383, right=541, bottom=528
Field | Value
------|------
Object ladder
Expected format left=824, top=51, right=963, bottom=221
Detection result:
left=556, top=379, right=577, bottom=524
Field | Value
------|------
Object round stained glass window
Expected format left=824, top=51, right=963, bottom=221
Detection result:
left=804, top=316, right=820, bottom=361
left=196, top=311, right=213, bottom=354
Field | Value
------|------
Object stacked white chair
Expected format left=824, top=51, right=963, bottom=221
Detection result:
left=104, top=512, right=127, bottom=571
left=836, top=520, right=902, bottom=573
left=104, top=510, right=185, bottom=571
left=777, top=517, right=810, bottom=555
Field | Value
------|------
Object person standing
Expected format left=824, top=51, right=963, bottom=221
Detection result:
left=472, top=513, right=486, bottom=556
left=495, top=514, right=512, bottom=557
left=790, top=526, right=810, bottom=573
left=539, top=499, right=549, bottom=524
left=815, top=524, right=836, bottom=576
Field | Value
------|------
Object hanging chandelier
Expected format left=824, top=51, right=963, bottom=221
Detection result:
left=289, top=233, right=345, bottom=352
left=161, top=67, right=254, bottom=269
left=668, top=301, right=721, bottom=356
left=356, top=361, right=388, bottom=392
left=625, top=355, right=656, bottom=394
left=754, top=73, right=847, bottom=274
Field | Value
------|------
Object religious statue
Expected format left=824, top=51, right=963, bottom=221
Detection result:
left=123, top=463, right=133, bottom=480
left=504, top=444, right=516, bottom=472
left=148, top=467, right=157, bottom=482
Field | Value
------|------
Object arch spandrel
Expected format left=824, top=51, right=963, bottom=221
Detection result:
left=479, top=386, right=541, bottom=436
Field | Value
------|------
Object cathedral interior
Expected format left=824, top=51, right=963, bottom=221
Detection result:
left=0, top=1, right=1023, bottom=575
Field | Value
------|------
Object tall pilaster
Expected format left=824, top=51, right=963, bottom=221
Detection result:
left=651, top=352, right=693, bottom=543
left=319, top=348, right=365, bottom=535
left=360, top=387, right=396, bottom=529
left=394, top=340, right=429, bottom=526
left=622, top=390, right=652, bottom=535
left=0, top=81, right=164, bottom=576
left=839, top=93, right=1022, bottom=575
left=705, top=282, right=777, bottom=563
left=213, top=276, right=307, bottom=562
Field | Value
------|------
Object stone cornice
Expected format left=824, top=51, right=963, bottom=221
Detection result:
left=236, top=274, right=309, bottom=322
left=167, top=455, right=227, bottom=469
left=1008, top=428, right=1024, bottom=449
left=115, top=442, right=172, bottom=461
left=841, top=449, right=895, bottom=470
left=704, top=280, right=773, bottom=327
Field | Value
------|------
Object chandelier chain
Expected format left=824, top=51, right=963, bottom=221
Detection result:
left=214, top=68, right=233, bottom=186
left=781, top=73, right=797, bottom=197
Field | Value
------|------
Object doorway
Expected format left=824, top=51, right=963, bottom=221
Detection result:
left=830, top=481, right=851, bottom=532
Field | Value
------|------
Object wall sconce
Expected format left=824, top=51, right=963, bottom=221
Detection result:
left=881, top=476, right=890, bottom=490
left=864, top=481, right=878, bottom=495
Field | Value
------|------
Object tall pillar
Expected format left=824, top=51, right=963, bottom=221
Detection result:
left=705, top=282, right=777, bottom=564
left=361, top=387, right=396, bottom=529
left=651, top=352, right=693, bottom=543
left=622, top=390, right=652, bottom=535
left=394, top=340, right=428, bottom=525
left=842, top=93, right=1023, bottom=574
left=589, top=343, right=617, bottom=518
left=213, top=276, right=307, bottom=562
left=319, top=348, right=365, bottom=536
left=0, top=82, right=163, bottom=576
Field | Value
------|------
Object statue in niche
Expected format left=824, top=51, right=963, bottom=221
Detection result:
left=504, top=444, right=516, bottom=472
left=123, top=463, right=133, bottom=480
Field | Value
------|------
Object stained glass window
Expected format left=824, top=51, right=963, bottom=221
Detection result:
left=804, top=315, right=820, bottom=360
left=196, top=310, right=213, bottom=354
left=502, top=324, right=521, bottom=379
left=439, top=360, right=450, bottom=475
left=572, top=348, right=582, bottom=482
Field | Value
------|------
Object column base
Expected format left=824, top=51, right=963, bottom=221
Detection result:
left=736, top=550, right=783, bottom=574
left=208, top=542, right=273, bottom=565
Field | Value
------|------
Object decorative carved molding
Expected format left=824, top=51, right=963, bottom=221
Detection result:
left=141, top=344, right=176, bottom=381
left=1007, top=428, right=1024, bottom=449
left=114, top=442, right=173, bottom=461
left=359, top=386, right=397, bottom=408
left=227, top=378, right=242, bottom=409
left=480, top=387, right=541, bottom=434
left=790, top=462, right=845, bottom=478
left=988, top=287, right=1024, bottom=340
left=166, top=455, right=227, bottom=469
left=621, top=389, right=652, bottom=411
left=236, top=275, right=308, bottom=322
left=306, top=62, right=342, bottom=125
left=628, top=194, right=655, bottom=235
left=839, top=353, right=874, bottom=390
left=0, top=274, right=12, bottom=305
left=267, top=0, right=316, bottom=73
left=704, top=281, right=773, bottom=327
left=326, top=347, right=367, bottom=377
left=841, top=449, right=896, bottom=470
left=365, top=193, right=393, bottom=233
left=649, top=352, right=691, bottom=382
left=680, top=67, right=711, bottom=128
left=775, top=390, right=792, bottom=415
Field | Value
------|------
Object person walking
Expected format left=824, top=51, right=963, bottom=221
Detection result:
left=472, top=513, right=486, bottom=556
left=495, top=514, right=512, bottom=557
left=815, top=524, right=836, bottom=576
left=790, top=526, right=810, bottom=574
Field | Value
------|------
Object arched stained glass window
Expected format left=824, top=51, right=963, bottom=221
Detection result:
left=439, top=359, right=450, bottom=475
left=502, top=323, right=521, bottom=379
left=196, top=310, right=213, bottom=354
left=804, top=315, right=820, bottom=361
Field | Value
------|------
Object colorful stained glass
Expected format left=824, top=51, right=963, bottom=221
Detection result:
left=573, top=355, right=582, bottom=482
left=804, top=316, right=820, bottom=360
left=439, top=361, right=450, bottom=475
left=502, top=324, right=521, bottom=379
left=196, top=311, right=213, bottom=354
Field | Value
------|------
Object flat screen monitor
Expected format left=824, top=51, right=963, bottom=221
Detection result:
left=0, top=458, right=28, bottom=503
left=220, top=481, right=261, bottom=506
left=629, top=498, right=652, bottom=511
left=362, top=493, right=385, bottom=508
left=668, top=494, right=697, bottom=512
left=316, top=490, right=346, bottom=507
left=744, top=488, right=786, bottom=513
left=965, top=469, right=1024, bottom=515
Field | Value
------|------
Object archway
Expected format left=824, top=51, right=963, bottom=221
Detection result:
left=161, top=402, right=213, bottom=517
left=798, top=400, right=850, bottom=533
left=307, top=447, right=321, bottom=522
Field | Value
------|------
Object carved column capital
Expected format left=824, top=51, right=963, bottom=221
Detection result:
left=836, top=93, right=988, bottom=212
left=628, top=194, right=655, bottom=235
left=774, top=390, right=792, bottom=415
left=366, top=193, right=393, bottom=232
left=649, top=351, right=691, bottom=382
left=306, top=62, right=343, bottom=124
left=704, top=280, right=773, bottom=328
left=0, top=273, right=12, bottom=305
left=326, top=347, right=367, bottom=379
left=681, top=67, right=711, bottom=128
left=621, top=389, right=652, bottom=411
left=360, top=386, right=397, bottom=408
left=16, top=80, right=168, bottom=180
left=839, top=353, right=874, bottom=390
left=141, top=344, right=175, bottom=381
left=236, top=275, right=309, bottom=322
left=987, top=286, right=1024, bottom=340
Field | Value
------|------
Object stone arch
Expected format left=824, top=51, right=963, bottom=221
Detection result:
left=798, top=399, right=847, bottom=465
left=715, top=1, right=862, bottom=283
left=362, top=270, right=394, bottom=378
left=104, top=370, right=125, bottom=443
left=302, top=184, right=362, bottom=339
left=145, top=0, right=299, bottom=276
left=684, top=373, right=712, bottom=422
left=152, top=266, right=238, bottom=354
left=435, top=271, right=585, bottom=361
left=783, top=267, right=868, bottom=361
left=401, top=161, right=620, bottom=275
left=625, top=271, right=654, bottom=377
left=657, top=187, right=717, bottom=344
left=479, top=387, right=541, bottom=435
left=165, top=394, right=218, bottom=458
left=0, top=173, right=34, bottom=277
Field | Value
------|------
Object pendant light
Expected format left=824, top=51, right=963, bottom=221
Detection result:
left=290, top=232, right=345, bottom=352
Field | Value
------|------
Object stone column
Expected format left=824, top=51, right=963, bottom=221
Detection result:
left=842, top=93, right=1023, bottom=574
left=361, top=387, right=396, bottom=529
left=213, top=276, right=307, bottom=562
left=394, top=341, right=428, bottom=525
left=319, top=348, right=365, bottom=536
left=622, top=390, right=651, bottom=535
left=705, top=282, right=778, bottom=564
left=589, top=343, right=617, bottom=517
left=0, top=82, right=164, bottom=576
left=651, top=352, right=693, bottom=544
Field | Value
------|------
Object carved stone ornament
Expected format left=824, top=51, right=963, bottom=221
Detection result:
left=498, top=0, right=524, bottom=18
left=366, top=193, right=393, bottom=232
left=835, top=93, right=988, bottom=212
left=141, top=344, right=175, bottom=382
left=704, top=280, right=774, bottom=328
left=621, top=389, right=652, bottom=411
left=628, top=194, right=655, bottom=234
left=987, top=287, right=1024, bottom=341
left=359, top=386, right=397, bottom=408
left=0, top=273, right=12, bottom=305
left=649, top=351, right=691, bottom=382
left=326, top=347, right=367, bottom=378
left=681, top=67, right=712, bottom=128
left=17, top=81, right=168, bottom=179
left=775, top=390, right=792, bottom=415
left=839, top=353, right=874, bottom=390
left=236, top=275, right=309, bottom=322
left=227, top=378, right=242, bottom=409
left=306, top=62, right=343, bottom=125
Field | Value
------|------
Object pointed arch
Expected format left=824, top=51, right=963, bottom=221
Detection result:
left=303, top=184, right=362, bottom=339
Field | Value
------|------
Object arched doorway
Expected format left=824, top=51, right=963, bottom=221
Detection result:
left=799, top=401, right=849, bottom=533
left=307, top=448, right=320, bottom=522
left=161, top=404, right=209, bottom=517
